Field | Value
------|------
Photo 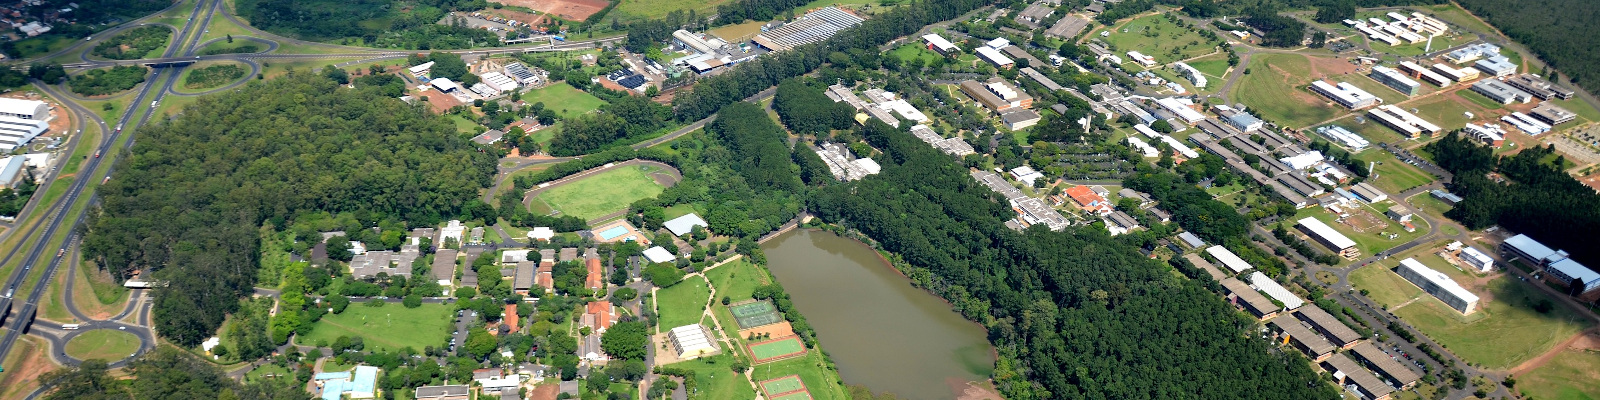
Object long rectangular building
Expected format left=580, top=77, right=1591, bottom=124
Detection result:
left=1323, top=354, right=1397, bottom=400
left=1295, top=306, right=1362, bottom=349
left=1530, top=102, right=1576, bottom=125
left=1431, top=63, right=1478, bottom=82
left=1368, top=104, right=1440, bottom=138
left=1397, top=258, right=1480, bottom=314
left=1251, top=271, right=1306, bottom=310
left=1546, top=258, right=1600, bottom=294
left=1351, top=342, right=1421, bottom=389
left=1311, top=81, right=1381, bottom=109
left=1370, top=66, right=1420, bottom=95
left=1471, top=79, right=1533, bottom=104
left=1206, top=245, right=1253, bottom=274
left=1399, top=61, right=1451, bottom=87
left=959, top=78, right=1033, bottom=112
left=1272, top=318, right=1336, bottom=361
left=1505, top=74, right=1575, bottom=100
left=1298, top=217, right=1360, bottom=258
left=751, top=7, right=864, bottom=51
left=1220, top=277, right=1281, bottom=319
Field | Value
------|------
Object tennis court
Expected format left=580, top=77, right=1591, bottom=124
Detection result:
left=749, top=337, right=806, bottom=363
left=731, top=300, right=783, bottom=329
left=760, top=375, right=806, bottom=396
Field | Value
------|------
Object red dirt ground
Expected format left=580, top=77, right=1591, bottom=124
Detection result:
left=484, top=8, right=552, bottom=26
left=489, top=0, right=608, bottom=21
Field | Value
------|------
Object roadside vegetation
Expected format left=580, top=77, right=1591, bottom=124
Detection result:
left=68, top=66, right=149, bottom=96
left=90, top=25, right=171, bottom=60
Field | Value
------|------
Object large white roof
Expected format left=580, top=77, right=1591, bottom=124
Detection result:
left=1297, top=217, right=1357, bottom=250
left=642, top=246, right=675, bottom=264
left=663, top=213, right=708, bottom=236
left=1250, top=271, right=1305, bottom=309
left=1206, top=245, right=1252, bottom=273
left=0, top=98, right=47, bottom=119
left=1399, top=258, right=1480, bottom=303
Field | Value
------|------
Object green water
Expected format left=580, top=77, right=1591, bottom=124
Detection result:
left=761, top=229, right=995, bottom=399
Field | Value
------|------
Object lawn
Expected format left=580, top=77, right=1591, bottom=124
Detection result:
left=1185, top=54, right=1232, bottom=79
left=749, top=349, right=847, bottom=400
left=1355, top=148, right=1437, bottom=194
left=65, top=330, right=142, bottom=362
left=246, top=363, right=291, bottom=383
left=673, top=354, right=758, bottom=400
left=298, top=303, right=454, bottom=353
left=521, top=82, right=607, bottom=119
left=612, top=0, right=731, bottom=21
left=1350, top=263, right=1425, bottom=308
left=1101, top=13, right=1221, bottom=64
left=705, top=259, right=767, bottom=302
left=1393, top=277, right=1591, bottom=369
left=888, top=44, right=943, bottom=65
left=1549, top=98, right=1600, bottom=124
left=1294, top=205, right=1426, bottom=258
left=1517, top=349, right=1600, bottom=400
left=656, top=276, right=711, bottom=330
left=1406, top=92, right=1494, bottom=133
left=532, top=165, right=666, bottom=220
left=1412, top=4, right=1497, bottom=36
left=1347, top=74, right=1413, bottom=104
left=1234, top=53, right=1345, bottom=129
left=662, top=203, right=701, bottom=220
left=12, top=34, right=76, bottom=60
left=1457, top=89, right=1505, bottom=110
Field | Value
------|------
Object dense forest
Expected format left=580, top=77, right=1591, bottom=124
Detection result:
left=235, top=0, right=500, bottom=48
left=771, top=78, right=855, bottom=135
left=38, top=349, right=307, bottom=400
left=1424, top=133, right=1600, bottom=266
left=81, top=73, right=497, bottom=346
left=90, top=25, right=171, bottom=60
left=67, top=66, right=148, bottom=96
left=1455, top=0, right=1600, bottom=92
left=546, top=95, right=671, bottom=156
left=809, top=120, right=1337, bottom=399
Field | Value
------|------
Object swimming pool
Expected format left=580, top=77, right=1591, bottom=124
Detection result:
left=598, top=226, right=630, bottom=241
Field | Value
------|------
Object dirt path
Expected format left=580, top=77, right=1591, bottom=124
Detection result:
left=1509, top=327, right=1600, bottom=375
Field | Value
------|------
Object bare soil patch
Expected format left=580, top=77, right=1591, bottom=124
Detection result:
left=489, top=0, right=608, bottom=21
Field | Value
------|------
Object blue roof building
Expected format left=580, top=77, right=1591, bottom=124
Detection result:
left=1501, top=234, right=1560, bottom=265
left=1225, top=112, right=1264, bottom=132
left=349, top=366, right=378, bottom=398
left=320, top=379, right=348, bottom=400
left=313, top=372, right=351, bottom=381
left=1547, top=258, right=1600, bottom=294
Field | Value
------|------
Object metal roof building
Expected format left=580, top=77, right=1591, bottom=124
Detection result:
left=1471, top=79, right=1533, bottom=104
left=1272, top=318, right=1335, bottom=361
left=664, top=213, right=709, bottom=236
left=1311, top=81, right=1381, bottom=109
left=1351, top=342, right=1421, bottom=389
left=1348, top=182, right=1387, bottom=203
left=1501, top=234, right=1560, bottom=265
left=1184, top=252, right=1224, bottom=280
left=1546, top=258, right=1600, bottom=294
left=1297, top=217, right=1359, bottom=258
left=1221, top=277, right=1281, bottom=319
left=0, top=98, right=48, bottom=120
left=1251, top=271, right=1306, bottom=310
left=1397, top=258, right=1480, bottom=314
left=752, top=7, right=864, bottom=51
left=1323, top=354, right=1396, bottom=400
left=1295, top=306, right=1362, bottom=348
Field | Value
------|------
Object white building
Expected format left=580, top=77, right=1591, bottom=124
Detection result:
left=1459, top=246, right=1495, bottom=272
left=1126, top=51, right=1156, bottom=67
left=663, top=213, right=709, bottom=236
left=0, top=98, right=49, bottom=120
left=642, top=246, right=676, bottom=264
left=1279, top=151, right=1325, bottom=170
left=439, top=220, right=465, bottom=245
left=1154, top=97, right=1205, bottom=123
left=1297, top=217, right=1359, bottom=258
left=1010, top=165, right=1045, bottom=185
left=1250, top=271, right=1305, bottom=310
left=1171, top=62, right=1207, bottom=88
left=1126, top=136, right=1159, bottom=157
left=975, top=46, right=1015, bottom=69
left=408, top=61, right=435, bottom=77
left=1310, top=81, right=1381, bottom=109
left=922, top=34, right=960, bottom=54
left=1206, top=245, right=1253, bottom=274
left=0, top=117, right=49, bottom=152
left=1398, top=258, right=1480, bottom=314
left=479, top=71, right=519, bottom=92
left=667, top=324, right=719, bottom=360
left=429, top=78, right=461, bottom=93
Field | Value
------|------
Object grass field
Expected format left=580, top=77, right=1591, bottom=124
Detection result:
left=522, top=82, right=607, bottom=119
left=532, top=165, right=666, bottom=220
left=749, top=349, right=845, bottom=400
left=709, top=20, right=765, bottom=42
left=889, top=44, right=943, bottom=65
left=657, top=275, right=711, bottom=330
left=1350, top=263, right=1426, bottom=308
left=1394, top=277, right=1591, bottom=369
left=705, top=260, right=766, bottom=302
left=1457, top=89, right=1505, bottom=110
left=750, top=337, right=806, bottom=362
left=1412, top=4, right=1497, bottom=35
left=1550, top=98, right=1600, bottom=124
left=1346, top=74, right=1413, bottom=104
left=1186, top=54, right=1232, bottom=79
left=298, top=303, right=454, bottom=353
left=762, top=375, right=806, bottom=395
left=773, top=392, right=814, bottom=400
left=1517, top=349, right=1600, bottom=400
left=674, top=354, right=758, bottom=399
left=65, top=330, right=141, bottom=362
left=1100, top=14, right=1220, bottom=65
left=1293, top=204, right=1426, bottom=257
left=613, top=0, right=730, bottom=21
left=0, top=336, right=53, bottom=400
left=1406, top=92, right=1494, bottom=133
left=1355, top=148, right=1437, bottom=194
left=1235, top=53, right=1344, bottom=129
left=245, top=363, right=290, bottom=383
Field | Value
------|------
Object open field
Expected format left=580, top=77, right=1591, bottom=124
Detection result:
left=610, top=0, right=727, bottom=21
left=1457, top=89, right=1505, bottom=110
left=1346, top=74, right=1413, bottom=105
left=1550, top=98, right=1600, bottom=124
left=1234, top=53, right=1345, bottom=129
left=1351, top=263, right=1426, bottom=308
left=1355, top=149, right=1437, bottom=194
left=1394, top=277, right=1591, bottom=369
left=1405, top=91, right=1495, bottom=133
left=674, top=354, right=759, bottom=399
left=889, top=44, right=943, bottom=65
left=657, top=275, right=711, bottom=330
left=522, top=82, right=607, bottom=119
left=65, top=329, right=142, bottom=361
left=1412, top=4, right=1497, bottom=35
left=1293, top=204, right=1425, bottom=257
left=1186, top=54, right=1231, bottom=79
left=0, top=336, right=54, bottom=400
left=532, top=165, right=666, bottom=220
left=705, top=259, right=766, bottom=302
left=491, top=0, right=609, bottom=21
left=298, top=303, right=454, bottom=353
left=1099, top=14, right=1221, bottom=64
left=1518, top=348, right=1600, bottom=400
left=749, top=349, right=845, bottom=400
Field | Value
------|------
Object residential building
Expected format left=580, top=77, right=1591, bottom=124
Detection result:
left=1505, top=74, right=1575, bottom=100
left=922, top=33, right=960, bottom=55
left=975, top=46, right=1015, bottom=69
left=1397, top=258, right=1479, bottom=313
left=1221, top=277, right=1281, bottom=319
left=1311, top=81, right=1381, bottom=109
left=1546, top=258, right=1600, bottom=294
left=1295, top=306, right=1362, bottom=349
left=1474, top=56, right=1518, bottom=77
left=1351, top=342, right=1421, bottom=389
left=959, top=78, right=1033, bottom=111
left=1272, top=318, right=1335, bottom=362
left=1251, top=271, right=1306, bottom=310
left=751, top=7, right=864, bottom=51
left=1323, top=354, right=1396, bottom=400
left=1471, top=79, right=1532, bottom=104
left=583, top=301, right=617, bottom=333
left=1529, top=102, right=1577, bottom=125
left=1368, top=104, right=1441, bottom=138
left=1370, top=66, right=1421, bottom=95
left=667, top=324, right=719, bottom=360
left=1297, top=217, right=1360, bottom=258
left=1205, top=245, right=1252, bottom=274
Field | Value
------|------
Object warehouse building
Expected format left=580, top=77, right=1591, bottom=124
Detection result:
left=752, top=7, right=864, bottom=51
left=0, top=117, right=49, bottom=152
left=1471, top=79, right=1533, bottom=104
left=1295, top=306, right=1362, bottom=349
left=1368, top=105, right=1441, bottom=138
left=959, top=78, right=1033, bottom=111
left=1546, top=258, right=1600, bottom=295
left=1311, top=81, right=1381, bottom=109
left=1221, top=277, right=1281, bottom=319
left=1397, top=258, right=1480, bottom=314
left=1370, top=66, right=1421, bottom=95
left=0, top=98, right=48, bottom=120
left=1501, top=234, right=1564, bottom=265
left=1251, top=271, right=1306, bottom=310
left=1316, top=125, right=1370, bottom=151
left=1206, top=245, right=1253, bottom=274
left=673, top=30, right=718, bottom=54
left=1272, top=318, right=1336, bottom=362
left=1459, top=245, right=1495, bottom=272
left=1505, top=74, right=1575, bottom=100
left=1298, top=217, right=1360, bottom=258
left=1000, top=108, right=1042, bottom=130
left=1474, top=56, right=1518, bottom=77
left=1529, top=103, right=1576, bottom=125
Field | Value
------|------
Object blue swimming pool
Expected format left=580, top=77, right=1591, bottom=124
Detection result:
left=598, top=226, right=629, bottom=241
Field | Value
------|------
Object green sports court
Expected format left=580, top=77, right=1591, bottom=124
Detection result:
left=749, top=337, right=806, bottom=363
left=730, top=300, right=784, bottom=329
left=760, top=375, right=806, bottom=397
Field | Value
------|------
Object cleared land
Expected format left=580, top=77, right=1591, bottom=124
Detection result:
left=706, top=259, right=766, bottom=302
left=298, top=303, right=454, bottom=353
left=531, top=165, right=666, bottom=220
left=1350, top=263, right=1426, bottom=308
left=1518, top=348, right=1600, bottom=400
left=1100, top=14, right=1221, bottom=65
left=610, top=0, right=727, bottom=21
left=1293, top=204, right=1425, bottom=257
left=65, top=330, right=142, bottom=362
left=1234, top=53, right=1344, bottom=129
left=1393, top=278, right=1592, bottom=369
left=656, top=275, right=711, bottom=329
left=489, top=0, right=608, bottom=21
left=710, top=20, right=765, bottom=42
left=522, top=82, right=607, bottom=119
left=1354, top=149, right=1437, bottom=194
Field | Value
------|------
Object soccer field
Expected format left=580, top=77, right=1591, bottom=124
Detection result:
left=298, top=303, right=454, bottom=353
left=533, top=166, right=666, bottom=221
